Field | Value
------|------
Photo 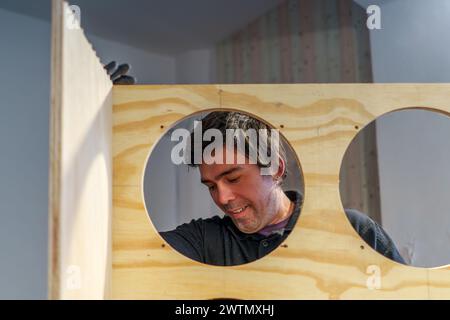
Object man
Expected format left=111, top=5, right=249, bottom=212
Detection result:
left=160, top=111, right=405, bottom=266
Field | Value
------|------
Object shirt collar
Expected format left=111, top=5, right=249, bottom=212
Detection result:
left=283, top=190, right=303, bottom=232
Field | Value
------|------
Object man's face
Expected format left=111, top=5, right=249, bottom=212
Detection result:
left=199, top=147, right=280, bottom=233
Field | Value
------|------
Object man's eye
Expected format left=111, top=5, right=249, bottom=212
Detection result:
left=208, top=185, right=216, bottom=191
left=228, top=177, right=240, bottom=183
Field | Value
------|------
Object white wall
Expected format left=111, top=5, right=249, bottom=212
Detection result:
left=366, top=0, right=450, bottom=267
left=368, top=0, right=450, bottom=82
left=87, top=34, right=176, bottom=84
left=377, top=110, right=450, bottom=267
left=0, top=8, right=51, bottom=299
left=144, top=131, right=220, bottom=232
left=0, top=6, right=176, bottom=299
left=175, top=48, right=216, bottom=84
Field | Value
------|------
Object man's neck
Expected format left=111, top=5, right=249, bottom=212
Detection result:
left=268, top=190, right=294, bottom=226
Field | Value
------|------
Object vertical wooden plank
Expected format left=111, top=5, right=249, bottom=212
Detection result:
left=360, top=122, right=381, bottom=222
left=340, top=121, right=381, bottom=223
left=49, top=0, right=64, bottom=300
left=324, top=0, right=341, bottom=82
left=288, top=0, right=303, bottom=83
left=299, top=0, right=316, bottom=82
left=267, top=8, right=281, bottom=83
left=223, top=38, right=234, bottom=83
left=352, top=1, right=373, bottom=82
left=215, top=43, right=224, bottom=83
left=312, top=0, right=329, bottom=83
left=232, top=31, right=243, bottom=83
left=49, top=0, right=113, bottom=299
left=241, top=26, right=252, bottom=83
left=260, top=13, right=271, bottom=83
left=249, top=18, right=263, bottom=83
left=340, top=131, right=365, bottom=212
left=278, top=0, right=292, bottom=83
left=338, top=0, right=357, bottom=82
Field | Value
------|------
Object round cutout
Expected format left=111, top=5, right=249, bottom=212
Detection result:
left=340, top=108, right=450, bottom=268
left=143, top=110, right=304, bottom=266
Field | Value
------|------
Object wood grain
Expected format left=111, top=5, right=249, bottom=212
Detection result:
left=112, top=84, right=450, bottom=299
left=49, top=0, right=113, bottom=299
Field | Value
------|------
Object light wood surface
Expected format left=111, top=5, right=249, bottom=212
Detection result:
left=113, top=84, right=450, bottom=299
left=49, top=0, right=113, bottom=299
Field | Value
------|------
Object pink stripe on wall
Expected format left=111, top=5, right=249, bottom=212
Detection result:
left=299, top=0, right=316, bottom=82
left=338, top=0, right=356, bottom=82
left=278, top=1, right=292, bottom=83
left=249, top=19, right=262, bottom=83
left=232, top=31, right=243, bottom=83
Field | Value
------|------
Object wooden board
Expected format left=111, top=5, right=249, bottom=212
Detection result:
left=49, top=0, right=113, bottom=299
left=113, top=84, right=450, bottom=299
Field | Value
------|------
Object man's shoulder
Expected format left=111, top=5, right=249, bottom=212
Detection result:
left=344, top=208, right=406, bottom=264
left=159, top=217, right=226, bottom=263
left=344, top=208, right=384, bottom=242
left=159, top=215, right=223, bottom=238
left=169, top=215, right=226, bottom=232
left=345, top=208, right=374, bottom=230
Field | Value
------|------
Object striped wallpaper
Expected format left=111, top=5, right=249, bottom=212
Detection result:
left=216, top=0, right=372, bottom=83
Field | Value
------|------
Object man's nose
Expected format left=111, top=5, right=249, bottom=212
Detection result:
left=216, top=184, right=235, bottom=206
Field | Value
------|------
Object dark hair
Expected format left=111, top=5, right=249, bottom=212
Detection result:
left=187, top=111, right=287, bottom=181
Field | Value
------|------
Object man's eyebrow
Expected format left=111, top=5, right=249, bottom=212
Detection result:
left=201, top=167, right=243, bottom=184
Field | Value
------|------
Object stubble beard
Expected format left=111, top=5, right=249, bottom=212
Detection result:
left=234, top=188, right=280, bottom=234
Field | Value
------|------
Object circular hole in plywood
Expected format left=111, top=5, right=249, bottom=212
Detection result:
left=143, top=110, right=304, bottom=266
left=339, top=108, right=450, bottom=268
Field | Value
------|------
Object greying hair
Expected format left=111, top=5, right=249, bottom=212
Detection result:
left=188, top=111, right=288, bottom=181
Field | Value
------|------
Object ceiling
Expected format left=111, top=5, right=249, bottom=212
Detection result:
left=0, top=0, right=281, bottom=55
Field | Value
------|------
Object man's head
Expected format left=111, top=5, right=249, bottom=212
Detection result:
left=188, top=111, right=289, bottom=233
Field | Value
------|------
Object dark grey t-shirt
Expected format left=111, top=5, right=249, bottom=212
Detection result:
left=160, top=191, right=405, bottom=266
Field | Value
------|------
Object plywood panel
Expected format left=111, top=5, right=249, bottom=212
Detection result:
left=49, top=0, right=113, bottom=299
left=113, top=84, right=450, bottom=299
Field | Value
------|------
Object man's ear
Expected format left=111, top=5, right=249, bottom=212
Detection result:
left=273, top=157, right=286, bottom=183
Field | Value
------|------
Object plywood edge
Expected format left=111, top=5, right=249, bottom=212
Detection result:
left=49, top=0, right=113, bottom=300
left=48, top=0, right=63, bottom=300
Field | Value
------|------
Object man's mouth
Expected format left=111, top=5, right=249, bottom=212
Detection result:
left=227, top=205, right=249, bottom=217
